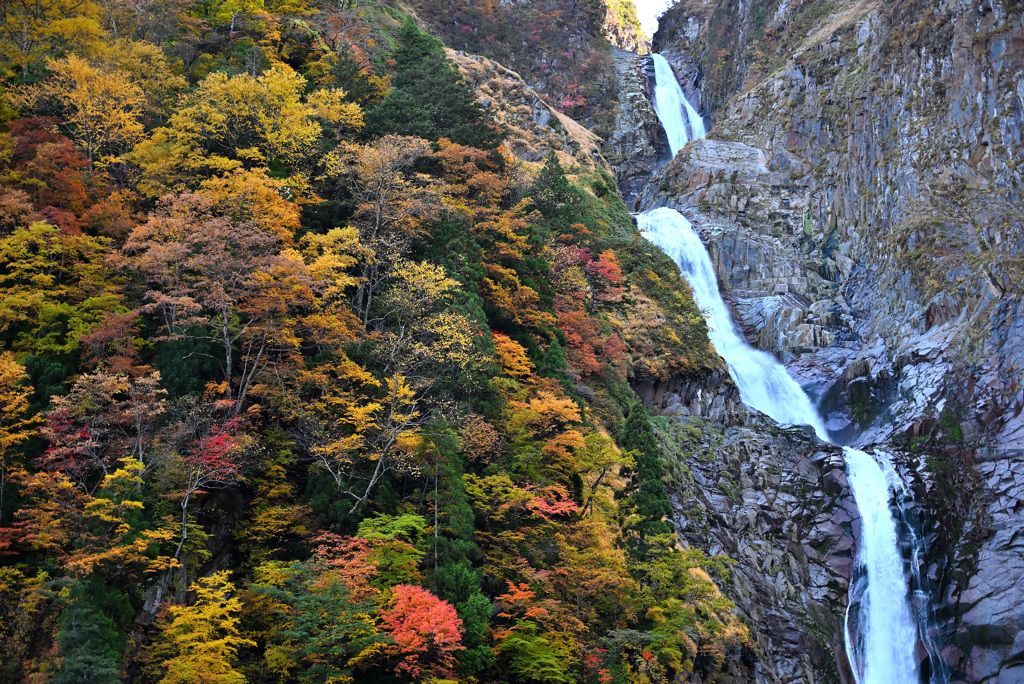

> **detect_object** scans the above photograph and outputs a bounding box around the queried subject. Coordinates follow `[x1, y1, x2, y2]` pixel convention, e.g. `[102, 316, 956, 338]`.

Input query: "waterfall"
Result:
[637, 209, 828, 437]
[635, 207, 922, 684]
[650, 54, 706, 156]
[843, 449, 921, 684]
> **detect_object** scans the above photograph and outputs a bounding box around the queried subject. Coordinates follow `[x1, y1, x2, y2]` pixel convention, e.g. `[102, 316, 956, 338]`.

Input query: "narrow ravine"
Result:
[639, 54, 925, 684]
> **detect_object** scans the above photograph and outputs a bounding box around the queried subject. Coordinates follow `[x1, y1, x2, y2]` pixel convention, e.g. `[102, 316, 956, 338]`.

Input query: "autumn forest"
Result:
[0, 1, 750, 682]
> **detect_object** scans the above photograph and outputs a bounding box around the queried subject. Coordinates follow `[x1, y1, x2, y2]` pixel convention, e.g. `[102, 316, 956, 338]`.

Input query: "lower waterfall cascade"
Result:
[636, 207, 929, 683]
[842, 449, 922, 684]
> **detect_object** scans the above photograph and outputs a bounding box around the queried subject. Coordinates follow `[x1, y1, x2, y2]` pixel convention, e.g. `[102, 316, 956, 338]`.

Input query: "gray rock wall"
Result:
[631, 0, 1024, 681]
[604, 49, 670, 210]
[652, 402, 857, 684]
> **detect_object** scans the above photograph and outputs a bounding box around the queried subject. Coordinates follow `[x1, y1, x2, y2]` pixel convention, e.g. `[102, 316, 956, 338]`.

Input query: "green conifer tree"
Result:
[538, 336, 567, 377]
[529, 152, 583, 235]
[52, 601, 123, 684]
[620, 403, 674, 554]
[364, 18, 503, 149]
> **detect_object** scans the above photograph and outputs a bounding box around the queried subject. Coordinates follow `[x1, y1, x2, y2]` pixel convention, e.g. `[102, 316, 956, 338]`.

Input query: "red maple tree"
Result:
[380, 584, 464, 678]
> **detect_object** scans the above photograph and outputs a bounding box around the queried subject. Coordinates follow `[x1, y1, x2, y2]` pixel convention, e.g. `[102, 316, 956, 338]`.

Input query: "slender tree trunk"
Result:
[102, 0, 120, 38]
[142, 491, 191, 619]
[345, 451, 387, 515]
[221, 309, 233, 400]
[0, 453, 5, 526]
[434, 456, 439, 593]
[173, 492, 191, 561]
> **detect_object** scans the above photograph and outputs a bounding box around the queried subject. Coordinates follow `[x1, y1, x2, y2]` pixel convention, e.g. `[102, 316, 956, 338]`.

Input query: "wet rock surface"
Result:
[604, 49, 670, 210]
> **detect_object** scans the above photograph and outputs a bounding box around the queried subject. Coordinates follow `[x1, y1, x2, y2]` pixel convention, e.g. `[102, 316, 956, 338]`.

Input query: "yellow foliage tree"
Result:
[132, 67, 359, 196]
[574, 433, 633, 517]
[11, 455, 173, 579]
[10, 54, 147, 165]
[91, 38, 187, 121]
[306, 87, 364, 137]
[195, 0, 266, 27]
[67, 459, 175, 578]
[0, 0, 104, 76]
[0, 353, 35, 524]
[325, 135, 442, 327]
[282, 224, 367, 415]
[303, 259, 478, 515]
[197, 169, 303, 245]
[0, 221, 122, 356]
[295, 226, 362, 302]
[160, 571, 256, 684]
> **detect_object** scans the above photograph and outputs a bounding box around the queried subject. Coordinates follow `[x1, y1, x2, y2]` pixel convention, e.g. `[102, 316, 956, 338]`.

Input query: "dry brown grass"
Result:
[446, 49, 606, 172]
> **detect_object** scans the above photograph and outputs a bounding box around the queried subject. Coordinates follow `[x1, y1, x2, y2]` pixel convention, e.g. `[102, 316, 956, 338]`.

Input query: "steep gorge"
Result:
[605, 1, 1024, 682]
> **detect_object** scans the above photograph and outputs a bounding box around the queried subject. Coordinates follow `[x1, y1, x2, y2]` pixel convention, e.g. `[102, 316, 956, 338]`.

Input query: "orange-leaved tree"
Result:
[324, 134, 443, 328]
[115, 192, 314, 415]
[380, 584, 464, 679]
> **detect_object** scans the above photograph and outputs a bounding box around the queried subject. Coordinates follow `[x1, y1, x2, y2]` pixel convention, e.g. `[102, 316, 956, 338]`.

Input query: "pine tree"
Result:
[538, 336, 568, 377]
[256, 564, 384, 684]
[52, 602, 122, 684]
[331, 50, 388, 108]
[620, 403, 673, 552]
[364, 18, 503, 149]
[529, 152, 583, 234]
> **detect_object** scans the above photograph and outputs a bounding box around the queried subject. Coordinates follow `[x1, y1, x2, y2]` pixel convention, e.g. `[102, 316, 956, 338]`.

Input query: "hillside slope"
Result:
[403, 0, 648, 134]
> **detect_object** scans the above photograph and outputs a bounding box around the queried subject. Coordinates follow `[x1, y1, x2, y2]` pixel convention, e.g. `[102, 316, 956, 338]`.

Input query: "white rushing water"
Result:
[650, 54, 707, 156]
[637, 209, 828, 439]
[844, 449, 921, 684]
[636, 207, 921, 684]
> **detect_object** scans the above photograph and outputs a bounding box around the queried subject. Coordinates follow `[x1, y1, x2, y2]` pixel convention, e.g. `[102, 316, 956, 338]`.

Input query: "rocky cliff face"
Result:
[447, 48, 609, 170]
[633, 1, 1024, 682]
[638, 368, 859, 684]
[632, 357, 861, 683]
[604, 49, 670, 209]
[661, 416, 855, 684]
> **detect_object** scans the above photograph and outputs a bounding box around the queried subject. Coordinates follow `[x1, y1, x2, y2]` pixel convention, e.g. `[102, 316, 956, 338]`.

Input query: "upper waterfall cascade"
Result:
[650, 54, 706, 156]
[636, 207, 924, 684]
